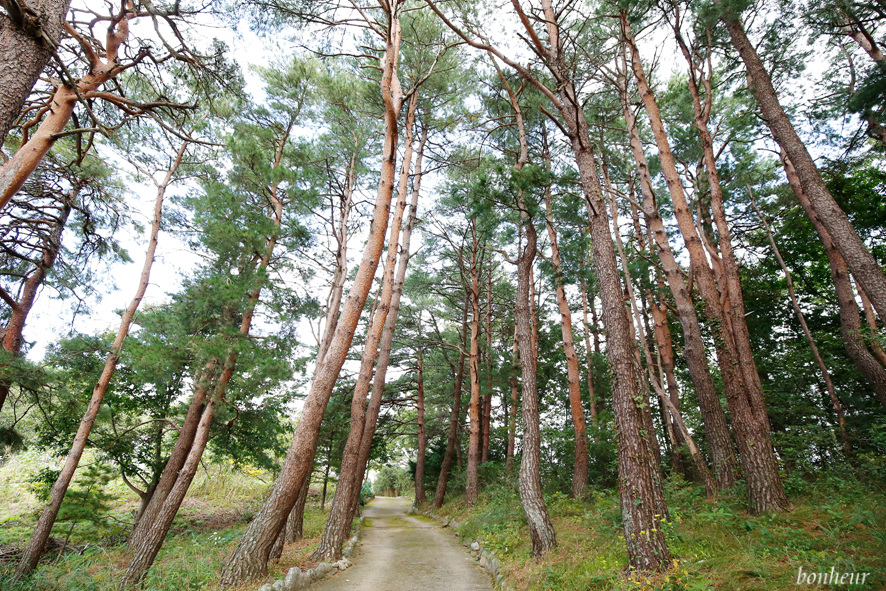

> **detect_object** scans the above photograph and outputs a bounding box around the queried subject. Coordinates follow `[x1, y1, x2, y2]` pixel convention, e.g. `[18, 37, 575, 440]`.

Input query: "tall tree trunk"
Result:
[599, 156, 663, 472]
[781, 152, 886, 411]
[465, 219, 482, 507]
[16, 141, 186, 577]
[126, 363, 214, 548]
[433, 294, 468, 508]
[414, 344, 427, 506]
[0, 184, 76, 413]
[313, 95, 418, 563]
[344, 125, 425, 540]
[649, 292, 691, 476]
[542, 146, 589, 498]
[495, 60, 556, 556]
[121, 373, 225, 587]
[617, 53, 736, 488]
[539, 3, 670, 568]
[218, 13, 404, 583]
[721, 8, 886, 321]
[606, 163, 716, 498]
[0, 4, 135, 210]
[515, 222, 557, 557]
[317, 151, 355, 367]
[278, 154, 355, 542]
[123, 129, 288, 586]
[288, 475, 311, 542]
[749, 190, 848, 446]
[415, 0, 672, 570]
[0, 0, 71, 150]
[623, 17, 787, 513]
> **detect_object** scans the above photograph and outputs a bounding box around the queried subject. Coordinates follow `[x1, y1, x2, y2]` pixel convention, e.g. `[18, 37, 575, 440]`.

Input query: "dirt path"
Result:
[312, 496, 491, 591]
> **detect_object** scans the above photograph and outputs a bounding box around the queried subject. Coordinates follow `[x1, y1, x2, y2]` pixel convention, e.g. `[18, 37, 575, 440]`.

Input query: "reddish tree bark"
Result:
[781, 152, 886, 411]
[422, 0, 673, 567]
[218, 11, 404, 582]
[0, 183, 77, 413]
[313, 94, 417, 562]
[495, 59, 556, 556]
[481, 271, 493, 464]
[623, 15, 787, 513]
[749, 190, 847, 445]
[1, 3, 136, 210]
[465, 218, 482, 507]
[616, 52, 737, 488]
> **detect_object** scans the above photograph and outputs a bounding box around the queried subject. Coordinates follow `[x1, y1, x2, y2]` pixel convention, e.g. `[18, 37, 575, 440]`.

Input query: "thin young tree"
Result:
[15, 137, 189, 578]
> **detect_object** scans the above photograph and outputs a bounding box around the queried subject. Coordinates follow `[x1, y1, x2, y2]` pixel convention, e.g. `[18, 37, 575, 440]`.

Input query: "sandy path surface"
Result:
[312, 496, 491, 591]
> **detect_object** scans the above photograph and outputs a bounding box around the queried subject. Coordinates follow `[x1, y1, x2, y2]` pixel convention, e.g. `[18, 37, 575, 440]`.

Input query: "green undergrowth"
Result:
[427, 471, 886, 591]
[0, 457, 336, 591]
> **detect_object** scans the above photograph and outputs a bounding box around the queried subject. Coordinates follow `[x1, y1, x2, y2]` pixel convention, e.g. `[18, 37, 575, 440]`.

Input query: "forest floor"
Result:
[1, 452, 884, 590]
[313, 496, 490, 591]
[426, 470, 886, 591]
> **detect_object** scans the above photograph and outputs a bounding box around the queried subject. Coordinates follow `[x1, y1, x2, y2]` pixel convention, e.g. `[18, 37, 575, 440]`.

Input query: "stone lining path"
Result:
[312, 496, 491, 591]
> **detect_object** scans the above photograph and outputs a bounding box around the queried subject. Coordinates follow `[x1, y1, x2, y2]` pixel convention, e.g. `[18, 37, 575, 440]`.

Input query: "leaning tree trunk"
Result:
[312, 96, 415, 562]
[346, 127, 426, 534]
[750, 190, 847, 445]
[0, 185, 75, 414]
[721, 9, 886, 321]
[607, 176, 717, 500]
[121, 373, 226, 587]
[0, 4, 135, 210]
[0, 0, 71, 150]
[16, 141, 186, 578]
[782, 152, 886, 410]
[533, 3, 670, 568]
[218, 14, 404, 583]
[623, 17, 787, 513]
[618, 55, 736, 488]
[127, 362, 215, 547]
[123, 144, 287, 586]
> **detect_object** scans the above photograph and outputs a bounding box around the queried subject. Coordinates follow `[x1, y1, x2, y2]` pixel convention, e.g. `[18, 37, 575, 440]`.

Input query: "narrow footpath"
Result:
[313, 496, 492, 591]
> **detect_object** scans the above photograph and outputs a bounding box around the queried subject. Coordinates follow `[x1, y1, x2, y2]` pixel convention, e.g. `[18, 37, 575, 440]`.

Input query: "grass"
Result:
[3, 450, 883, 591]
[426, 472, 886, 591]
[0, 456, 338, 591]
